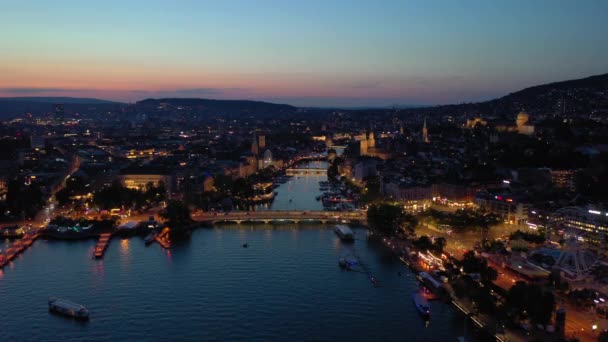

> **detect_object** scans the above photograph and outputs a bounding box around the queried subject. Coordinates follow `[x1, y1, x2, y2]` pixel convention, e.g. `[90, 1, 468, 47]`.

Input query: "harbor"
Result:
[0, 232, 40, 269]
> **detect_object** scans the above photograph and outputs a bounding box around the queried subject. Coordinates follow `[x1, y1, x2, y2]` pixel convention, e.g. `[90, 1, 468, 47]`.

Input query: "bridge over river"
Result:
[192, 210, 366, 225]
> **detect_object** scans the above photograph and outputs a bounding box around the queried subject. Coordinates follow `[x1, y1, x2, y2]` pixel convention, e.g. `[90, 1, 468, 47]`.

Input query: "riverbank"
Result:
[378, 233, 527, 342]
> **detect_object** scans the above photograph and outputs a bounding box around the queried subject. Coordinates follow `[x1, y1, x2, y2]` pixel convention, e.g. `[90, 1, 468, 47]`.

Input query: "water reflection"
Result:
[92, 260, 104, 279]
[120, 239, 129, 254]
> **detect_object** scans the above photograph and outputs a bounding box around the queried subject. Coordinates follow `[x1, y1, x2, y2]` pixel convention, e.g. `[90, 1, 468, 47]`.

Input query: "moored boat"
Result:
[48, 297, 89, 320]
[334, 225, 354, 241]
[412, 292, 430, 318]
[144, 231, 156, 245]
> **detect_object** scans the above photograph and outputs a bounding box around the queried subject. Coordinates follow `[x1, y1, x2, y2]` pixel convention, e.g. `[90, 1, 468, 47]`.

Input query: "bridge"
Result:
[192, 210, 366, 225]
[285, 168, 327, 175]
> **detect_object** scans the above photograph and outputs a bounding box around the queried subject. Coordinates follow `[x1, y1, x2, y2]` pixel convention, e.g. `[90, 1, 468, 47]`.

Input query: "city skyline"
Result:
[2, 0, 608, 107]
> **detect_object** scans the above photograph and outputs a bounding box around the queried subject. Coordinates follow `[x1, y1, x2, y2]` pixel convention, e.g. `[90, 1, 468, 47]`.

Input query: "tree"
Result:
[505, 282, 555, 326]
[432, 237, 447, 253]
[367, 203, 406, 235]
[461, 251, 487, 274]
[413, 235, 433, 251]
[598, 330, 608, 342]
[160, 200, 193, 238]
[327, 159, 340, 179]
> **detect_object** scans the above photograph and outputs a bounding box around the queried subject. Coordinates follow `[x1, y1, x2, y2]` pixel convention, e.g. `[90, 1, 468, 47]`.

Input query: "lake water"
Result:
[0, 225, 467, 341]
[254, 160, 328, 212]
[0, 161, 471, 341]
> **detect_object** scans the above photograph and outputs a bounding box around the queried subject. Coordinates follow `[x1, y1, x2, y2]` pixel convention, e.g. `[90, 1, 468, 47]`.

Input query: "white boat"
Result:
[48, 297, 89, 320]
[413, 292, 430, 318]
[335, 225, 354, 241]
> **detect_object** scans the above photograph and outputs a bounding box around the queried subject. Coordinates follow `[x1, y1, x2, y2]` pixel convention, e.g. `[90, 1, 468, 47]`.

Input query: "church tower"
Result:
[422, 117, 429, 143]
[368, 131, 375, 148]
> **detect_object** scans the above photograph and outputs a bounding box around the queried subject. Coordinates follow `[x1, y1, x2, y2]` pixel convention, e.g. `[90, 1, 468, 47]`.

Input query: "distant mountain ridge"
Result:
[0, 73, 606, 119]
[0, 96, 121, 105]
[137, 97, 295, 109]
[0, 97, 123, 119]
[136, 98, 297, 117]
[401, 73, 608, 117]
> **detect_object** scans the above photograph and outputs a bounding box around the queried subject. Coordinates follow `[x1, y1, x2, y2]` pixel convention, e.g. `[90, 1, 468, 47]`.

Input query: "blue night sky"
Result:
[1, 0, 607, 106]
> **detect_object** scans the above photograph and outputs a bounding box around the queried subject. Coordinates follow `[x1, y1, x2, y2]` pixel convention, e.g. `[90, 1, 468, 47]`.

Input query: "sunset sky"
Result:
[1, 0, 607, 107]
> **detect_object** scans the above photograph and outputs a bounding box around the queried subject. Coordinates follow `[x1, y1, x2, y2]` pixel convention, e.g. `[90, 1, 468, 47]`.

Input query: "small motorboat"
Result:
[242, 243, 249, 248]
[413, 292, 431, 319]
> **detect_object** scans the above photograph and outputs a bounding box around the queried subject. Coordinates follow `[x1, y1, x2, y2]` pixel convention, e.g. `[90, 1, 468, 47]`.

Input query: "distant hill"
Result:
[0, 97, 122, 105]
[0, 97, 124, 119]
[401, 73, 608, 118]
[136, 98, 297, 117]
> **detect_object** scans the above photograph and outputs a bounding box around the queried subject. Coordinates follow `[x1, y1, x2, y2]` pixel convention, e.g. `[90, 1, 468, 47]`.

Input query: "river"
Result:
[0, 161, 473, 341]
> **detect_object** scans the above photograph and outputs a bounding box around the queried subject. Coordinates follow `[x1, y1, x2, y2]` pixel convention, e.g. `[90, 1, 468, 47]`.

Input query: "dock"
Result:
[0, 232, 40, 268]
[154, 227, 171, 249]
[93, 233, 112, 258]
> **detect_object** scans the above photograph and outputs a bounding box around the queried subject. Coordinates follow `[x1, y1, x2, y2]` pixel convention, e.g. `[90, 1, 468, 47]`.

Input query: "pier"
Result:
[93, 233, 112, 258]
[0, 232, 40, 268]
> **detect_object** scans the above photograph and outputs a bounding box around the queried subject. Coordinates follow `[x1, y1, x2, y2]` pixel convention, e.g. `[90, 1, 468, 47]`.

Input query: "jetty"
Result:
[0, 232, 40, 268]
[93, 233, 112, 258]
[154, 227, 171, 249]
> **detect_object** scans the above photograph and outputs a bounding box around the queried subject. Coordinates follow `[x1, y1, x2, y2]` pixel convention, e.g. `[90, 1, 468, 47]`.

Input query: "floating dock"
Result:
[154, 227, 171, 249]
[93, 233, 112, 258]
[0, 232, 39, 268]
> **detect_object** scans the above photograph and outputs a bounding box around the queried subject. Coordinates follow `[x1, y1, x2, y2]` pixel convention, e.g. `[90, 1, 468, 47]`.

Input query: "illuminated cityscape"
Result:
[1, 1, 608, 342]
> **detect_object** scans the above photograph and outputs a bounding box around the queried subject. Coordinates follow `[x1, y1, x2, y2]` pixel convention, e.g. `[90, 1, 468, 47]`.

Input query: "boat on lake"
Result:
[338, 257, 358, 269]
[48, 297, 89, 320]
[412, 292, 430, 319]
[334, 225, 354, 241]
[144, 231, 156, 245]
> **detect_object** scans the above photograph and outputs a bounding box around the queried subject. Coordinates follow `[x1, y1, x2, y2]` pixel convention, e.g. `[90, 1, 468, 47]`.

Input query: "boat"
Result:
[144, 231, 156, 245]
[413, 292, 430, 318]
[335, 225, 354, 241]
[48, 297, 89, 320]
[338, 257, 358, 269]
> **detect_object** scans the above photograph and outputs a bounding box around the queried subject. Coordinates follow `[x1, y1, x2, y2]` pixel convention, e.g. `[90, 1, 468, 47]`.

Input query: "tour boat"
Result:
[334, 225, 354, 241]
[412, 292, 430, 318]
[48, 297, 89, 320]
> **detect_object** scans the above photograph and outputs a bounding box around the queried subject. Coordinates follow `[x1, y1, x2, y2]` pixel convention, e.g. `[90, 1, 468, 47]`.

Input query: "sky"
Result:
[1, 0, 607, 107]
